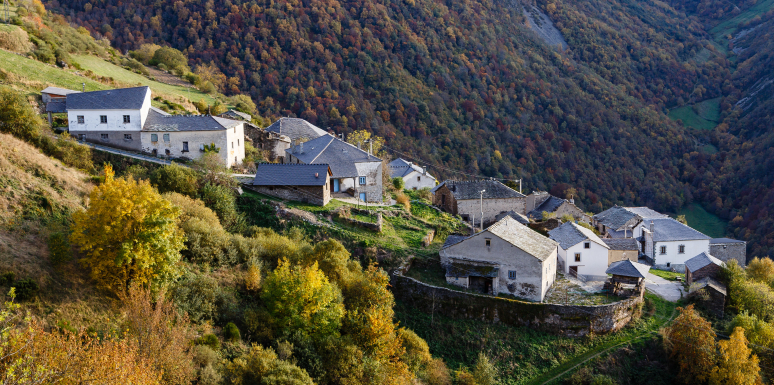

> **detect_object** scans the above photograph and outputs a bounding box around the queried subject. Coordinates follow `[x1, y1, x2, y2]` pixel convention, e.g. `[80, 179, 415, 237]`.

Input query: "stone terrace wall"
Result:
[391, 273, 643, 337]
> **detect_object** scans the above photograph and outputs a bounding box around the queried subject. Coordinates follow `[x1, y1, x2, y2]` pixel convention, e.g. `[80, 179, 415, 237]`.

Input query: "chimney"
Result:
[315, 172, 319, 178]
[423, 166, 427, 175]
[300, 141, 304, 153]
[649, 220, 654, 233]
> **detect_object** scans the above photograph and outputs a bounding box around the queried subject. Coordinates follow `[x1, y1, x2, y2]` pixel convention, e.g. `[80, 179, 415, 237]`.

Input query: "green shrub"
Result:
[150, 163, 200, 197]
[392, 177, 405, 190]
[48, 232, 71, 267]
[196, 334, 221, 350]
[12, 278, 39, 301]
[200, 183, 245, 233]
[237, 195, 280, 230]
[149, 46, 190, 75]
[172, 271, 219, 323]
[0, 272, 15, 286]
[224, 322, 241, 342]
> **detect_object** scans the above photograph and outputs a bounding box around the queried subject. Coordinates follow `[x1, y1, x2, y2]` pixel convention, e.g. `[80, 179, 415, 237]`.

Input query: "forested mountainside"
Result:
[47, 0, 720, 215]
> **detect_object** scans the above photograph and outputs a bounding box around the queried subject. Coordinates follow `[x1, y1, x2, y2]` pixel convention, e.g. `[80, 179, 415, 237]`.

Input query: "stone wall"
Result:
[70, 130, 142, 152]
[390, 273, 643, 337]
[245, 185, 328, 206]
[334, 207, 383, 232]
[687, 263, 723, 285]
[711, 242, 747, 266]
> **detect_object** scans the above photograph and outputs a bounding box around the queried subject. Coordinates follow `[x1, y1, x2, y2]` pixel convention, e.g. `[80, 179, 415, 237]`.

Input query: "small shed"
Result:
[689, 277, 727, 317]
[685, 252, 724, 285]
[604, 260, 651, 296]
[247, 163, 332, 206]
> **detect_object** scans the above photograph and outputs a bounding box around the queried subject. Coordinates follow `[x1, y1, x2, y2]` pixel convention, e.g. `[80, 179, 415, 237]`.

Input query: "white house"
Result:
[388, 158, 437, 190]
[548, 222, 610, 280]
[284, 134, 383, 202]
[642, 218, 711, 269]
[439, 216, 558, 302]
[64, 86, 246, 167]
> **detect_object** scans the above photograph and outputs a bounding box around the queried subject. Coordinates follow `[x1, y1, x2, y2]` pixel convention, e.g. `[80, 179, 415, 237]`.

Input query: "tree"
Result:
[225, 344, 314, 385]
[232, 94, 257, 114]
[261, 259, 345, 340]
[71, 165, 185, 293]
[392, 177, 405, 191]
[0, 86, 44, 142]
[194, 62, 226, 91]
[150, 163, 200, 197]
[130, 43, 161, 64]
[472, 353, 499, 385]
[709, 327, 762, 385]
[663, 304, 717, 384]
[746, 258, 774, 285]
[149, 46, 190, 74]
[346, 130, 386, 158]
[731, 312, 774, 378]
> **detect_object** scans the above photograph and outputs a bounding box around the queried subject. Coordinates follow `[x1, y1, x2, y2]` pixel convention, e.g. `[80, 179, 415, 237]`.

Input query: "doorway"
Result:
[569, 266, 578, 278]
[469, 276, 494, 294]
[359, 192, 366, 201]
[333, 179, 340, 192]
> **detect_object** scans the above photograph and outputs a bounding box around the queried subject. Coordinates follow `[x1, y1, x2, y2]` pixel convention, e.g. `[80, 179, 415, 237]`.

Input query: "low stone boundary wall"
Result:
[391, 273, 643, 337]
[333, 207, 383, 232]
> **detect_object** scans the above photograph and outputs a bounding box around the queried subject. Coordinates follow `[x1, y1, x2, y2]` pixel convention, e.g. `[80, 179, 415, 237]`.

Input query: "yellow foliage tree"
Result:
[663, 304, 717, 384]
[71, 164, 184, 293]
[747, 257, 774, 285]
[346, 130, 386, 158]
[709, 327, 762, 385]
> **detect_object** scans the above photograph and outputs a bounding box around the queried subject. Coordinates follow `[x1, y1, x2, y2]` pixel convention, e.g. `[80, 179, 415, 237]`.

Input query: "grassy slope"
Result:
[676, 202, 727, 238]
[72, 54, 219, 106]
[0, 48, 109, 94]
[710, 0, 774, 41]
[668, 97, 721, 130]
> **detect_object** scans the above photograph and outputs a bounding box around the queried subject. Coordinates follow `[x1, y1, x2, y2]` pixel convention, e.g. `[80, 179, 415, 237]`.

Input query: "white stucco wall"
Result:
[457, 197, 526, 227]
[68, 108, 144, 132]
[403, 170, 437, 190]
[141, 123, 245, 168]
[643, 230, 710, 266]
[562, 241, 609, 278]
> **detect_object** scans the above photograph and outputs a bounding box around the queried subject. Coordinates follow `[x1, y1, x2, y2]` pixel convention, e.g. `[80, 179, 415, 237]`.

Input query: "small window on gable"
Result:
[575, 253, 581, 262]
[508, 271, 516, 280]
[584, 242, 590, 249]
[485, 238, 491, 247]
[417, 176, 421, 182]
[123, 115, 130, 123]
[77, 116, 84, 124]
[678, 245, 685, 254]
[100, 115, 107, 124]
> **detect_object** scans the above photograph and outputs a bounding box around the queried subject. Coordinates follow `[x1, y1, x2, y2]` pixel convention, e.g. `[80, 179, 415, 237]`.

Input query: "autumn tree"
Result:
[746, 257, 774, 285]
[224, 344, 314, 384]
[194, 61, 227, 91]
[731, 312, 774, 379]
[71, 165, 185, 293]
[709, 327, 762, 385]
[663, 304, 717, 384]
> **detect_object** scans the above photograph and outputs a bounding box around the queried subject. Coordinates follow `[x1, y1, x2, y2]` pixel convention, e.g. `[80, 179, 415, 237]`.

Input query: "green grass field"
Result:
[701, 144, 719, 154]
[72, 54, 218, 106]
[0, 49, 109, 94]
[676, 202, 727, 238]
[710, 0, 774, 42]
[649, 269, 685, 281]
[668, 97, 721, 130]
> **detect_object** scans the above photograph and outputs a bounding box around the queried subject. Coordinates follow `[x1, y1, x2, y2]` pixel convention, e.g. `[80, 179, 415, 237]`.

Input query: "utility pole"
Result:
[519, 178, 522, 194]
[479, 189, 486, 231]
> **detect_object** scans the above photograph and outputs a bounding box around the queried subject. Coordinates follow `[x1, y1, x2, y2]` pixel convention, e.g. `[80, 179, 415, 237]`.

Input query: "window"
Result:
[574, 253, 581, 262]
[485, 238, 491, 247]
[508, 271, 516, 280]
[584, 242, 590, 249]
[359, 176, 366, 185]
[232, 142, 234, 149]
[678, 245, 685, 254]
[100, 115, 107, 124]
[100, 134, 108, 141]
[660, 246, 667, 255]
[123, 115, 130, 123]
[182, 142, 189, 152]
[237, 139, 240, 146]
[165, 149, 171, 155]
[124, 134, 132, 140]
[76, 115, 85, 124]
[151, 134, 158, 142]
[417, 176, 421, 182]
[163, 134, 170, 142]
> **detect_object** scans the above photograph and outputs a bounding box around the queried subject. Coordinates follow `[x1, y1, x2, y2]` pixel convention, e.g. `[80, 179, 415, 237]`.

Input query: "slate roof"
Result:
[684, 252, 724, 273]
[219, 109, 252, 121]
[606, 260, 651, 278]
[644, 218, 711, 242]
[494, 210, 531, 225]
[286, 134, 381, 178]
[250, 164, 331, 187]
[41, 86, 80, 96]
[593, 206, 668, 231]
[528, 195, 569, 220]
[602, 238, 639, 251]
[548, 222, 608, 250]
[486, 216, 558, 261]
[625, 207, 667, 219]
[142, 109, 241, 132]
[690, 277, 727, 296]
[66, 86, 149, 110]
[442, 235, 468, 249]
[431, 180, 524, 200]
[388, 158, 436, 180]
[265, 117, 328, 142]
[45, 101, 67, 113]
[710, 238, 746, 244]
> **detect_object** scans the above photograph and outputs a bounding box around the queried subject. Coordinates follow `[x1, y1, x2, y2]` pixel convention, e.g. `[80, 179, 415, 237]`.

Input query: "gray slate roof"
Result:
[45, 101, 67, 113]
[602, 238, 639, 251]
[251, 164, 331, 187]
[265, 118, 328, 142]
[690, 277, 727, 296]
[143, 109, 241, 132]
[494, 210, 531, 225]
[625, 207, 667, 218]
[41, 86, 80, 96]
[528, 195, 569, 220]
[606, 260, 651, 278]
[286, 134, 381, 178]
[443, 235, 468, 249]
[644, 218, 711, 242]
[388, 158, 436, 180]
[66, 86, 149, 110]
[486, 216, 558, 261]
[684, 252, 724, 273]
[431, 180, 524, 200]
[710, 238, 746, 244]
[593, 206, 668, 231]
[548, 222, 608, 250]
[219, 109, 252, 121]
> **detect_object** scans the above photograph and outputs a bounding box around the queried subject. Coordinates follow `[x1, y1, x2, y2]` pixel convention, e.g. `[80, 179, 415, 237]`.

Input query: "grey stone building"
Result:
[439, 216, 558, 302]
[285, 134, 383, 203]
[710, 238, 747, 266]
[218, 109, 252, 122]
[689, 277, 727, 317]
[685, 252, 725, 285]
[265, 117, 328, 144]
[247, 163, 332, 206]
[526, 192, 590, 223]
[592, 206, 668, 238]
[431, 180, 526, 228]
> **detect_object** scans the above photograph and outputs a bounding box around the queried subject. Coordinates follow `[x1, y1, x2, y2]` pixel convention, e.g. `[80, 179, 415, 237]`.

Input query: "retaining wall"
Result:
[391, 273, 643, 337]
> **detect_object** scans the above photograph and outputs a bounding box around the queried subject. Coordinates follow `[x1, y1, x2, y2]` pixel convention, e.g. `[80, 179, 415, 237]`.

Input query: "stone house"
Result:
[218, 109, 252, 122]
[602, 238, 639, 266]
[388, 158, 437, 190]
[526, 192, 590, 223]
[642, 218, 711, 270]
[710, 238, 747, 266]
[439, 216, 558, 302]
[285, 134, 383, 203]
[549, 222, 610, 280]
[265, 117, 328, 144]
[247, 163, 332, 206]
[685, 252, 725, 285]
[244, 124, 291, 162]
[689, 277, 727, 317]
[431, 180, 526, 228]
[592, 206, 668, 239]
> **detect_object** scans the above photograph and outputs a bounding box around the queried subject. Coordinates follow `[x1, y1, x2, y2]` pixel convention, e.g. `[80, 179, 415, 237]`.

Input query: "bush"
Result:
[396, 192, 411, 211]
[123, 57, 149, 76]
[399, 328, 432, 373]
[200, 183, 245, 233]
[224, 345, 314, 385]
[171, 271, 219, 323]
[0, 272, 15, 286]
[231, 94, 256, 114]
[392, 177, 405, 190]
[149, 46, 190, 74]
[130, 43, 161, 64]
[195, 334, 221, 350]
[48, 232, 71, 267]
[12, 278, 39, 301]
[0, 86, 45, 142]
[150, 164, 200, 197]
[237, 195, 280, 230]
[0, 27, 33, 53]
[224, 322, 241, 342]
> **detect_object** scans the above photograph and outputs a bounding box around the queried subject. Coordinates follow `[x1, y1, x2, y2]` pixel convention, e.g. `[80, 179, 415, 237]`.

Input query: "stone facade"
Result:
[246, 184, 330, 206]
[710, 241, 747, 266]
[432, 184, 526, 227]
[432, 183, 458, 214]
[686, 263, 723, 285]
[70, 130, 142, 151]
[390, 273, 643, 337]
[245, 124, 291, 162]
[140, 124, 245, 168]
